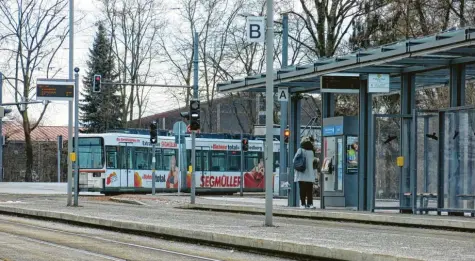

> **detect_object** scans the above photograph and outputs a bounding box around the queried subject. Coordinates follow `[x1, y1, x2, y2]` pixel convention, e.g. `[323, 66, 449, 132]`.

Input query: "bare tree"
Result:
[101, 0, 166, 127]
[0, 0, 68, 181]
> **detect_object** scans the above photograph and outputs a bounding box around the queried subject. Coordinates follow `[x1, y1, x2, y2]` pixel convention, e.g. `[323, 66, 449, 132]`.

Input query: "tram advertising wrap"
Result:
[85, 133, 279, 193]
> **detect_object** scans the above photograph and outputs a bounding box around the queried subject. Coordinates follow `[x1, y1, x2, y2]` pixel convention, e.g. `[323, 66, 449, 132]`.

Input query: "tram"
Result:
[75, 131, 282, 195]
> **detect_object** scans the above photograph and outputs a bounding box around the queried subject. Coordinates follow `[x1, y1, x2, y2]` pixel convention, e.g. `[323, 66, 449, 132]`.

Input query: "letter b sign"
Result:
[246, 17, 265, 43]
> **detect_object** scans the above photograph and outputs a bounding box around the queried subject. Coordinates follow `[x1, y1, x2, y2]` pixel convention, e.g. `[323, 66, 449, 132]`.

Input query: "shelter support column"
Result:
[400, 73, 415, 213]
[279, 13, 289, 197]
[320, 93, 334, 209]
[288, 93, 302, 207]
[358, 77, 372, 211]
[448, 64, 466, 211]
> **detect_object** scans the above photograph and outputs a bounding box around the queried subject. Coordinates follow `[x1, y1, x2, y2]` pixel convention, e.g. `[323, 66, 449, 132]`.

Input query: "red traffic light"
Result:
[95, 76, 101, 81]
[242, 138, 248, 144]
[284, 129, 290, 137]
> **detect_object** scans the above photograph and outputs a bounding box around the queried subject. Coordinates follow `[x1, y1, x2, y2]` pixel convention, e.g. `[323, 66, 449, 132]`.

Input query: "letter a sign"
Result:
[246, 16, 265, 43]
[278, 88, 288, 102]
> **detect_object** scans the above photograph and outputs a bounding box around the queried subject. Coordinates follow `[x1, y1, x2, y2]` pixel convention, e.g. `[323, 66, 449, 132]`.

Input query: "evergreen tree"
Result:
[80, 23, 121, 133]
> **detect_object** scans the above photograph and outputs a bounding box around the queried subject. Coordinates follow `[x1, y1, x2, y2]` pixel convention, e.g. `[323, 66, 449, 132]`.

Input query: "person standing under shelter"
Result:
[293, 136, 316, 209]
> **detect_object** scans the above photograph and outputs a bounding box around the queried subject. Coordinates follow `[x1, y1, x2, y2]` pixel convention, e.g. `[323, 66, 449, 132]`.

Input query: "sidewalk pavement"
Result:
[0, 195, 475, 261]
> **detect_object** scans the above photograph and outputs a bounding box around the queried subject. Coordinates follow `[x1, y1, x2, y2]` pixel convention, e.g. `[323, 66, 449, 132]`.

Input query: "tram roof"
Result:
[217, 27, 475, 94]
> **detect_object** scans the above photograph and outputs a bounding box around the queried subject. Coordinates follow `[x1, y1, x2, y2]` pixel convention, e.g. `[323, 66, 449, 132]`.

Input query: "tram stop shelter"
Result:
[217, 27, 475, 216]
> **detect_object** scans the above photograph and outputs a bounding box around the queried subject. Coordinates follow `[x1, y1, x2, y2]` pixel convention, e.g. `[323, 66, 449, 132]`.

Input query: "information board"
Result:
[368, 73, 390, 93]
[36, 80, 74, 101]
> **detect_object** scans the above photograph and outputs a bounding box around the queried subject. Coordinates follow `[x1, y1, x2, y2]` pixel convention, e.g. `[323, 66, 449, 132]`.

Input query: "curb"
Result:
[109, 197, 147, 206]
[181, 204, 475, 232]
[0, 205, 421, 261]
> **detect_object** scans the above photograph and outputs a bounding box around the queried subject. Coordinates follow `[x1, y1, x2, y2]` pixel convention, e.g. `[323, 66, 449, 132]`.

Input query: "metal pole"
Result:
[265, 0, 274, 226]
[0, 72, 3, 183]
[73, 69, 80, 206]
[57, 135, 62, 183]
[423, 116, 429, 193]
[279, 14, 288, 197]
[191, 31, 198, 204]
[67, 0, 74, 206]
[152, 143, 156, 195]
[178, 128, 181, 196]
[240, 132, 244, 196]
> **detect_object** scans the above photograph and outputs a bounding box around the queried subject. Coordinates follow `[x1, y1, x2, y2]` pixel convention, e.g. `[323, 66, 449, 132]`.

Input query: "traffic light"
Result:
[150, 121, 157, 144]
[93, 74, 101, 93]
[284, 129, 290, 144]
[242, 138, 248, 152]
[189, 99, 200, 131]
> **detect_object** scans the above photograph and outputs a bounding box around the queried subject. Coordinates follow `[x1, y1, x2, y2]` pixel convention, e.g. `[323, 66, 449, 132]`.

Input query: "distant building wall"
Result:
[130, 95, 320, 135]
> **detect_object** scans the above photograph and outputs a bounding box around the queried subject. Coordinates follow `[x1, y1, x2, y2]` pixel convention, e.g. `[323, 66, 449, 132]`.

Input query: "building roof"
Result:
[3, 122, 75, 142]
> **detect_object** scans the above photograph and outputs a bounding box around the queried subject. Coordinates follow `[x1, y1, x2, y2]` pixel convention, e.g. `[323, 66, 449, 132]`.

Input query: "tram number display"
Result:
[36, 82, 74, 100]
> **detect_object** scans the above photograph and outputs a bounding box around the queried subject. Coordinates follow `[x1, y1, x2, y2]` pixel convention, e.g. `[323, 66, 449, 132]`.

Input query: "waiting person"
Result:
[293, 136, 316, 209]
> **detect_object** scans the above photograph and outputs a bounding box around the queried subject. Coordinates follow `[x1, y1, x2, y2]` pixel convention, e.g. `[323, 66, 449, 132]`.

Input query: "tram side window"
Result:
[210, 151, 226, 171]
[162, 149, 178, 171]
[227, 151, 240, 171]
[134, 147, 151, 170]
[78, 137, 104, 169]
[245, 152, 264, 172]
[106, 146, 118, 169]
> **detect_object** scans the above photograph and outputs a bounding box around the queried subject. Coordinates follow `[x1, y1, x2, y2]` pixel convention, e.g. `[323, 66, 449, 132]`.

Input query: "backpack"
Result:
[293, 148, 307, 172]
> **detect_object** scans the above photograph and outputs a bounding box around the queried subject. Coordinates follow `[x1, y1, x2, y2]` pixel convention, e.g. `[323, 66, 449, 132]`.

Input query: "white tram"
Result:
[75, 132, 281, 195]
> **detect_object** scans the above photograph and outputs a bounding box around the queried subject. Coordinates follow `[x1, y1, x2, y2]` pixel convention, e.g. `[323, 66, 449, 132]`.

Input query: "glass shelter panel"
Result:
[374, 117, 401, 210]
[416, 113, 439, 211]
[442, 109, 475, 212]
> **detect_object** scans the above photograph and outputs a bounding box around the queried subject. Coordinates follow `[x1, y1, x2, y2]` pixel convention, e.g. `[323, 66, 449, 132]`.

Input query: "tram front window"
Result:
[78, 137, 104, 169]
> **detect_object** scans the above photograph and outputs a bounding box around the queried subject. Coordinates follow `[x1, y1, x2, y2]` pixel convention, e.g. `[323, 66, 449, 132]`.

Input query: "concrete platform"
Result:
[182, 203, 475, 231]
[0, 195, 474, 261]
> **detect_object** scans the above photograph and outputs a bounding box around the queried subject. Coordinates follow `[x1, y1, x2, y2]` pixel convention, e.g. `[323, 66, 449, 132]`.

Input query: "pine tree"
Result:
[80, 23, 121, 133]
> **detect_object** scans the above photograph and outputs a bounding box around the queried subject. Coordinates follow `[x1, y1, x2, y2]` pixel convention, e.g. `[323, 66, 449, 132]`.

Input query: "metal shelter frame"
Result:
[217, 26, 475, 213]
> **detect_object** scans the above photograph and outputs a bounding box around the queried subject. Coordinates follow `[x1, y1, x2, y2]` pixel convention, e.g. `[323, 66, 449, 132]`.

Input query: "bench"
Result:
[403, 192, 438, 214]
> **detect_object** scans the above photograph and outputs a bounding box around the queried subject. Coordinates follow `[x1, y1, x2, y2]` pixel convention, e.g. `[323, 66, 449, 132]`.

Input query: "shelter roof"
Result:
[217, 27, 475, 94]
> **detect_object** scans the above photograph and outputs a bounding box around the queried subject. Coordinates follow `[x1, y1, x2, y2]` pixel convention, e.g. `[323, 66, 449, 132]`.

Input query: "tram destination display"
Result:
[36, 79, 74, 101]
[320, 74, 360, 93]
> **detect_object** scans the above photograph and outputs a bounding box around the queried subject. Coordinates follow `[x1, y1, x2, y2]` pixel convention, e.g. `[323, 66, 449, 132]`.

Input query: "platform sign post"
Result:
[36, 78, 74, 205]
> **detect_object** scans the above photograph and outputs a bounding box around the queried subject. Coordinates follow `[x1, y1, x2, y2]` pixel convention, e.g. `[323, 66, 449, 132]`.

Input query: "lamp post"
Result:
[264, 0, 274, 227]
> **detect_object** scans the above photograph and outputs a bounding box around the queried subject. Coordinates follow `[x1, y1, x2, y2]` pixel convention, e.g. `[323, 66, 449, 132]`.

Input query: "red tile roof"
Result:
[2, 122, 75, 142]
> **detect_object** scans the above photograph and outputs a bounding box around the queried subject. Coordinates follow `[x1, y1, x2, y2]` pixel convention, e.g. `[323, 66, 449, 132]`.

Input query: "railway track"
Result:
[0, 216, 225, 261]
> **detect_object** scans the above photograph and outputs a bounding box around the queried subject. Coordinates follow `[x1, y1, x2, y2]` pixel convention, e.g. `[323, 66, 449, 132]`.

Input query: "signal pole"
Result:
[240, 133, 244, 197]
[152, 143, 156, 195]
[73, 68, 80, 207]
[191, 31, 198, 204]
[150, 121, 157, 195]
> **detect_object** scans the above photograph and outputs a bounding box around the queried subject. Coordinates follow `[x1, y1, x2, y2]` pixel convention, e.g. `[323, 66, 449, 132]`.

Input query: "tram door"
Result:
[119, 143, 133, 188]
[196, 146, 210, 189]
